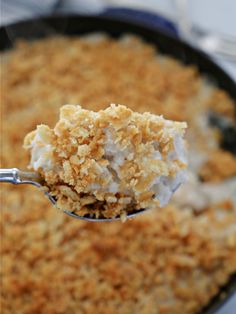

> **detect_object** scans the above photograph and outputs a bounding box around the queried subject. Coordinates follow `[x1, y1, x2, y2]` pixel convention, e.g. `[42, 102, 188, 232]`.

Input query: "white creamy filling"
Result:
[167, 135, 187, 164]
[96, 128, 187, 205]
[30, 132, 54, 171]
[173, 135, 187, 164]
[153, 181, 173, 207]
[149, 134, 187, 207]
[152, 171, 187, 207]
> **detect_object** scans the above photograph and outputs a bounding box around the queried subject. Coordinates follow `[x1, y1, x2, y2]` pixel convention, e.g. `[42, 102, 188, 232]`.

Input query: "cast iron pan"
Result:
[1, 15, 236, 314]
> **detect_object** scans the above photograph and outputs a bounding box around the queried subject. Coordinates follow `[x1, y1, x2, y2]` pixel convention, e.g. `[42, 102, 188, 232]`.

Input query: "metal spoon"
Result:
[0, 168, 147, 222]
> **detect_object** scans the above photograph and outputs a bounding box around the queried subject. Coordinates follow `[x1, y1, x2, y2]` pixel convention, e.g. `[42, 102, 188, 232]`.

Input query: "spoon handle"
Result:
[0, 168, 42, 187]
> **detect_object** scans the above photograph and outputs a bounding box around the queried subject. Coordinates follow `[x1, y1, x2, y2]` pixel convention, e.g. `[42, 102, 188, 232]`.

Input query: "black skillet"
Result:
[1, 14, 235, 314]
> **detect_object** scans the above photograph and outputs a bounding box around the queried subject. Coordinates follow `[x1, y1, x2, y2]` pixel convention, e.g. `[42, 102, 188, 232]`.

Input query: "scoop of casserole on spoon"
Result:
[1, 104, 187, 221]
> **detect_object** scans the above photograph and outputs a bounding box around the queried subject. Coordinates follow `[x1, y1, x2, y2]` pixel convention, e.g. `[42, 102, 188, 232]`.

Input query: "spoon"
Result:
[0, 168, 147, 222]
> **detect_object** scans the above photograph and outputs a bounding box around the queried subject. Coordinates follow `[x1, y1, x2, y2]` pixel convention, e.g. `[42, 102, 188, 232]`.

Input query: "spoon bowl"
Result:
[64, 208, 148, 222]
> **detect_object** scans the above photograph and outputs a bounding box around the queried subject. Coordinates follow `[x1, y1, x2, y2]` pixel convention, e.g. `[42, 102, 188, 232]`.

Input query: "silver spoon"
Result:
[0, 168, 147, 222]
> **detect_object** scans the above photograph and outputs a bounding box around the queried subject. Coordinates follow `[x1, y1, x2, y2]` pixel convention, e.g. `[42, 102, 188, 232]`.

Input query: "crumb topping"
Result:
[24, 104, 187, 218]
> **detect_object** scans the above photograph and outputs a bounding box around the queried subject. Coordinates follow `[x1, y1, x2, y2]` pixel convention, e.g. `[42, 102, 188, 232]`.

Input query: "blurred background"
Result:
[1, 1, 236, 313]
[1, 0, 236, 81]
